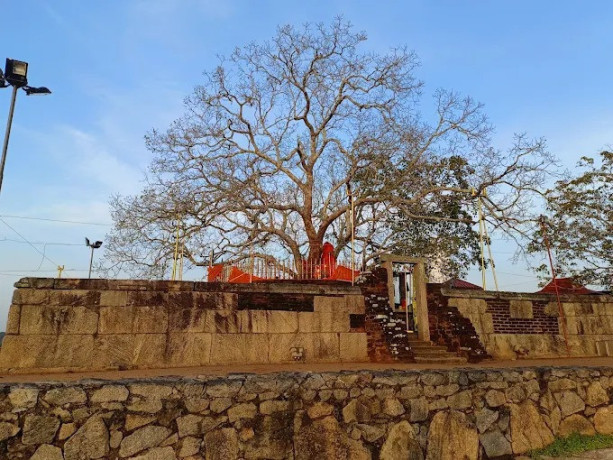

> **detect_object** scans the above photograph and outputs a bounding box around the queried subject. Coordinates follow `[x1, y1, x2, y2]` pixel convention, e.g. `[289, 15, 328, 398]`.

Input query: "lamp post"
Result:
[0, 58, 51, 197]
[85, 238, 103, 279]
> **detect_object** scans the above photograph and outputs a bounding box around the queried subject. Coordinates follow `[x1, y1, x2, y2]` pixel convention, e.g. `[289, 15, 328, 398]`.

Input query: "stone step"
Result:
[405, 339, 439, 345]
[414, 356, 468, 365]
[408, 343, 448, 351]
[412, 350, 456, 358]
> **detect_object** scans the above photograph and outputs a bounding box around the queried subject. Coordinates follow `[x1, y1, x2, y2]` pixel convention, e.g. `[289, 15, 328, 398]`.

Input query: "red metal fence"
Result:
[207, 257, 359, 283]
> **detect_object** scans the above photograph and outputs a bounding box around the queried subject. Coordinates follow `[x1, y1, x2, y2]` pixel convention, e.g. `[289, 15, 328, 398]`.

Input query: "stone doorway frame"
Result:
[378, 254, 430, 342]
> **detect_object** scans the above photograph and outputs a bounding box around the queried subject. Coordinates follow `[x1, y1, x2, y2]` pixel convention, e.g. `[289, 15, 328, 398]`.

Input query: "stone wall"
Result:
[427, 285, 490, 363]
[0, 278, 367, 372]
[429, 285, 613, 359]
[1, 366, 613, 459]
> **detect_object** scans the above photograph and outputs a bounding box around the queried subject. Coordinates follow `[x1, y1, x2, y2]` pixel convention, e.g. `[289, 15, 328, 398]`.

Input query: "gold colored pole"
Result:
[475, 191, 487, 290]
[178, 237, 184, 281]
[351, 191, 355, 285]
[483, 219, 499, 291]
[540, 217, 571, 357]
[171, 214, 181, 280]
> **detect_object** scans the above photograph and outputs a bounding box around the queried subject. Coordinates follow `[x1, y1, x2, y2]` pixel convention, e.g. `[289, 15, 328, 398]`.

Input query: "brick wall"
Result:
[487, 298, 559, 335]
[427, 285, 490, 362]
[359, 269, 414, 362]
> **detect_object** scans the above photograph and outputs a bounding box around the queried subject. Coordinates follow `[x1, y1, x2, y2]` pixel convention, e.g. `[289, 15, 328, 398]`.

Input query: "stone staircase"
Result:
[364, 292, 467, 364]
[404, 330, 468, 364]
[359, 267, 467, 365]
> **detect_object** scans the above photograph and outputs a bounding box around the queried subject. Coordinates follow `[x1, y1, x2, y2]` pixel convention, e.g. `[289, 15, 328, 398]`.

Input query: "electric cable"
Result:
[0, 218, 60, 267]
[0, 214, 111, 226]
[0, 237, 82, 246]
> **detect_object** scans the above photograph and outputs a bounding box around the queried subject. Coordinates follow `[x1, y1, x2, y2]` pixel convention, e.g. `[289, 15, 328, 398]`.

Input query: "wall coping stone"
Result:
[440, 287, 613, 303]
[14, 277, 361, 295]
[2, 365, 612, 387]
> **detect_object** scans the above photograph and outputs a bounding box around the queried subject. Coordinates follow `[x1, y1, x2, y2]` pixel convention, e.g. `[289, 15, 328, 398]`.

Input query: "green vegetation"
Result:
[529, 433, 613, 458]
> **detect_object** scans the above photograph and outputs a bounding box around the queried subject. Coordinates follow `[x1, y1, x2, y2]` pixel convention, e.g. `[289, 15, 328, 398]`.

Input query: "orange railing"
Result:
[207, 257, 359, 283]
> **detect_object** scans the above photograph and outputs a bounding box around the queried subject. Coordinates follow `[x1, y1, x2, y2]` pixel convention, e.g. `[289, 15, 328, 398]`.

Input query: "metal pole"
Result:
[88, 246, 95, 279]
[477, 195, 487, 289]
[351, 191, 355, 285]
[540, 217, 571, 357]
[0, 86, 19, 196]
[405, 268, 410, 333]
[171, 214, 181, 280]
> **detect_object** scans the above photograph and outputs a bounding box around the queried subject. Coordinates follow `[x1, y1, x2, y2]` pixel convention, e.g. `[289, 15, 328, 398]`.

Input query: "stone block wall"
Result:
[1, 366, 613, 459]
[429, 285, 613, 359]
[0, 278, 368, 372]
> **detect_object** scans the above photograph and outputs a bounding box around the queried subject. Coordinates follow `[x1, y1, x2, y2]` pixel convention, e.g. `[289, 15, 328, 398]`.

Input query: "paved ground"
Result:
[0, 356, 611, 383]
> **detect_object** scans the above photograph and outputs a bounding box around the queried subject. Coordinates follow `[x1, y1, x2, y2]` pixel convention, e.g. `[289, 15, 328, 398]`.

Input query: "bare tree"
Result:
[104, 19, 556, 277]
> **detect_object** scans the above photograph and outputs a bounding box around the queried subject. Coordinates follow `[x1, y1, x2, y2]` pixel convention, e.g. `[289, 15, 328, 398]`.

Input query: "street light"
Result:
[0, 58, 51, 197]
[85, 237, 103, 279]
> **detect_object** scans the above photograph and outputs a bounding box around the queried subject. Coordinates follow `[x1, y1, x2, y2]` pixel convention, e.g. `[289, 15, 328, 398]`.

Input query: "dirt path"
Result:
[0, 357, 611, 384]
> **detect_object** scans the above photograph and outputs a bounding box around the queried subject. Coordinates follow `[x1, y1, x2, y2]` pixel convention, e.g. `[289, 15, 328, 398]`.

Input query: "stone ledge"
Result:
[1, 364, 611, 382]
[441, 287, 613, 303]
[14, 278, 361, 295]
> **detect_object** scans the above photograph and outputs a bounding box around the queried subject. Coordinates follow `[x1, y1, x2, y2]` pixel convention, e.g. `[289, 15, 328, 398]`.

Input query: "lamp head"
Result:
[0, 68, 8, 88]
[23, 86, 51, 96]
[4, 59, 28, 88]
[85, 237, 103, 249]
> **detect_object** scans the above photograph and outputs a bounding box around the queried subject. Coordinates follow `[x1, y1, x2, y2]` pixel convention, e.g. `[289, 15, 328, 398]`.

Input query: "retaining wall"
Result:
[428, 286, 613, 360]
[1, 366, 613, 459]
[0, 278, 368, 373]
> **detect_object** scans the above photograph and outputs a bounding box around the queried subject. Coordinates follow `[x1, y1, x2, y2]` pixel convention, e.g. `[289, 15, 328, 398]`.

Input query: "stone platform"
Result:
[0, 278, 368, 373]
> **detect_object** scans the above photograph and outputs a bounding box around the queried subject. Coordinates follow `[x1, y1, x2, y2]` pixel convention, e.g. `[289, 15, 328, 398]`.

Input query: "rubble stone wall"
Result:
[0, 278, 368, 373]
[429, 286, 613, 359]
[1, 366, 613, 459]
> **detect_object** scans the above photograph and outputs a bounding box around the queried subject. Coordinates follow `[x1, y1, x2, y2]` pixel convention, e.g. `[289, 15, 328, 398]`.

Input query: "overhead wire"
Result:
[0, 268, 89, 273]
[495, 270, 540, 279]
[0, 237, 82, 246]
[0, 218, 60, 268]
[0, 214, 111, 226]
[0, 269, 89, 278]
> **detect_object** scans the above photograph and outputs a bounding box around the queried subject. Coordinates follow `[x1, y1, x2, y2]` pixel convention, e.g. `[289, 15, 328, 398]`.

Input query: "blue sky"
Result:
[0, 1, 611, 329]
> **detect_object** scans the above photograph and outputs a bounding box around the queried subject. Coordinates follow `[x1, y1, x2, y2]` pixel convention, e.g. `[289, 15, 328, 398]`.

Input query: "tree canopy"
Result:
[103, 19, 555, 278]
[530, 151, 612, 289]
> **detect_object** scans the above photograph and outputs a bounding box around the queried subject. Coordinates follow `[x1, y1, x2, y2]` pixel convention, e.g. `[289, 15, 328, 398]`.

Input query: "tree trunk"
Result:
[307, 238, 324, 263]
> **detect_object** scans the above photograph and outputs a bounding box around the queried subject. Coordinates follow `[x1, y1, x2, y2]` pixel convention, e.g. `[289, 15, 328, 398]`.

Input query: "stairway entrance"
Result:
[404, 328, 467, 364]
[379, 255, 430, 342]
[373, 255, 467, 364]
